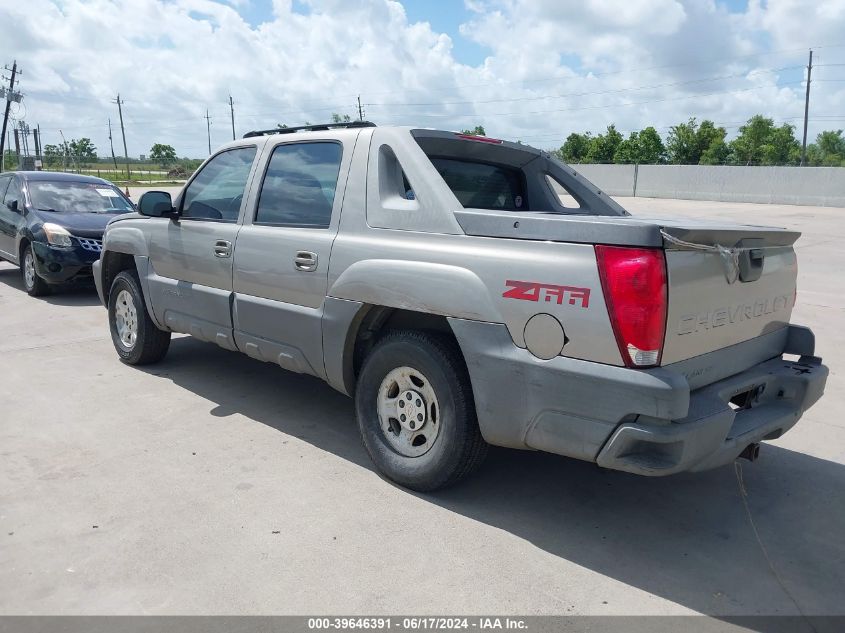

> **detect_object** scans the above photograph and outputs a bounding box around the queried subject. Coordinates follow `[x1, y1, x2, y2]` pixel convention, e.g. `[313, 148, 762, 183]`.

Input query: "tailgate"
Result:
[659, 219, 799, 365]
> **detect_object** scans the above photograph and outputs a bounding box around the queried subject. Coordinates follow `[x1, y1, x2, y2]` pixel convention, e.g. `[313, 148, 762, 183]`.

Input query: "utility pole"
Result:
[800, 49, 813, 167]
[34, 124, 42, 169]
[229, 95, 236, 140]
[205, 109, 212, 154]
[108, 119, 119, 172]
[18, 121, 29, 156]
[114, 94, 130, 179]
[357, 95, 364, 121]
[0, 60, 21, 173]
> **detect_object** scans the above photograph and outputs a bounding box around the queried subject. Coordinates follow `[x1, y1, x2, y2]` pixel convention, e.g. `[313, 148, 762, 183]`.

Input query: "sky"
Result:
[1, 0, 844, 159]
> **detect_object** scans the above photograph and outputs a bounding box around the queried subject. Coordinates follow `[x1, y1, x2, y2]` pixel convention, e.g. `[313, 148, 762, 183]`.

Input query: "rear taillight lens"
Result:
[595, 245, 667, 368]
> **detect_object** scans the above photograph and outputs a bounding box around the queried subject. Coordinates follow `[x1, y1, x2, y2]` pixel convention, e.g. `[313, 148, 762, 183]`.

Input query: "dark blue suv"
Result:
[0, 171, 134, 296]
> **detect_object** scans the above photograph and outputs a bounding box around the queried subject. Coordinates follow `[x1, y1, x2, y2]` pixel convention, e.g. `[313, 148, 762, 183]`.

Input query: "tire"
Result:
[355, 330, 487, 491]
[21, 244, 51, 297]
[108, 270, 171, 365]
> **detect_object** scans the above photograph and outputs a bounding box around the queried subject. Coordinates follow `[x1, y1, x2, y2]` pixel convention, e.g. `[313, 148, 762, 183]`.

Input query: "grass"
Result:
[40, 166, 189, 187]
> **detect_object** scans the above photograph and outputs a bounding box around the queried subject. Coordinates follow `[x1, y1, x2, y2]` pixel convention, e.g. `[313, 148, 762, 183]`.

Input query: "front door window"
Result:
[181, 147, 257, 222]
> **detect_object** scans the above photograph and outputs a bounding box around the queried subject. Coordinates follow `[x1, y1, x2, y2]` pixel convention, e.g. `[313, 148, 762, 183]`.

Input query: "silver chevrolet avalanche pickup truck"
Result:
[93, 121, 828, 491]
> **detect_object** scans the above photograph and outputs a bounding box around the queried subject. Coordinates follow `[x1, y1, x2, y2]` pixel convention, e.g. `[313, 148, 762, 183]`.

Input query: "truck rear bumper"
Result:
[448, 319, 827, 476]
[595, 354, 827, 475]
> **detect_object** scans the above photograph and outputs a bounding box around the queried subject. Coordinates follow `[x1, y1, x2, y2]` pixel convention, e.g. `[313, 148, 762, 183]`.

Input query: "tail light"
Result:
[595, 245, 667, 368]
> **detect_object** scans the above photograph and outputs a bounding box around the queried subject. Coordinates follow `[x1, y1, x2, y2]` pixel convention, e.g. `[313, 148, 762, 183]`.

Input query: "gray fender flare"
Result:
[103, 226, 149, 257]
[329, 259, 503, 322]
[101, 228, 164, 329]
[323, 260, 505, 396]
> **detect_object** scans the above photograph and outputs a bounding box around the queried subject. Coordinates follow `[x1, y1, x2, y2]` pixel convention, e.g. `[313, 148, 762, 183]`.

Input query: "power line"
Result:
[365, 65, 804, 108]
[368, 80, 806, 120]
[357, 44, 845, 98]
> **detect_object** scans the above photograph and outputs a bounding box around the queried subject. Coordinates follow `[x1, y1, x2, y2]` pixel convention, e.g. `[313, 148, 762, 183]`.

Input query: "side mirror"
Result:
[6, 200, 18, 213]
[138, 191, 176, 218]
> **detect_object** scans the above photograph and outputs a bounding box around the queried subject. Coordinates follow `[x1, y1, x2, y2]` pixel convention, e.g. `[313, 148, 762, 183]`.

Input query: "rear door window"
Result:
[430, 158, 526, 211]
[255, 142, 343, 228]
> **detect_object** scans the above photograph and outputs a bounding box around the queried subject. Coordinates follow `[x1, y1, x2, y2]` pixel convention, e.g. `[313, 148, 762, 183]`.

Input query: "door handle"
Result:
[213, 240, 232, 258]
[294, 251, 318, 272]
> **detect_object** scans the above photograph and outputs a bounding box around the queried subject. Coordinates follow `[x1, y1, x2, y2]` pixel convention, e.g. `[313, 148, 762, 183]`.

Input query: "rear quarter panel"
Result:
[328, 230, 623, 365]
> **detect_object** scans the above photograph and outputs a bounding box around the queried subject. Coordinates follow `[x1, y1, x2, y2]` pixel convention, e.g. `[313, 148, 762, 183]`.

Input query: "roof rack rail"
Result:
[243, 120, 376, 138]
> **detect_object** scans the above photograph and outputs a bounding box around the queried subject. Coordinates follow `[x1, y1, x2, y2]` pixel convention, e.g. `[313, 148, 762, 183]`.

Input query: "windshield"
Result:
[28, 181, 134, 214]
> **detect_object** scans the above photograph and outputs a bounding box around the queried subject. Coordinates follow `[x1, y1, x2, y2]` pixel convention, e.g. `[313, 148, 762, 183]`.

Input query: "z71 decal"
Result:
[503, 280, 591, 308]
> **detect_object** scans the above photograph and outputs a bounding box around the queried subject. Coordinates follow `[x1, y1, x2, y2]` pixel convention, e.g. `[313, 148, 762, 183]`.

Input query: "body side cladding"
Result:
[446, 317, 689, 450]
[133, 255, 166, 329]
[322, 297, 367, 395]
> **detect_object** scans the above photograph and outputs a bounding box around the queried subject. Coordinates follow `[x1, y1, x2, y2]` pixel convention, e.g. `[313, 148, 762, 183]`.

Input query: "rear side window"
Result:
[256, 142, 342, 228]
[430, 158, 526, 211]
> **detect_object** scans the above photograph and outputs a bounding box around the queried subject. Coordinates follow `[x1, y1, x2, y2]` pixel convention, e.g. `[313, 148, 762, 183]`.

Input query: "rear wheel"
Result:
[355, 330, 487, 491]
[21, 245, 51, 297]
[108, 270, 170, 365]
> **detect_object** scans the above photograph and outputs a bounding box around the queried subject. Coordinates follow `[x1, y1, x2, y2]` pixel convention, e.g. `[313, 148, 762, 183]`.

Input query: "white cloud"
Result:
[0, 0, 843, 159]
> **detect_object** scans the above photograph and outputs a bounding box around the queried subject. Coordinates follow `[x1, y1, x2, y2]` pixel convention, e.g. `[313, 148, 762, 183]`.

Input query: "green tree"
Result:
[585, 124, 623, 163]
[728, 115, 799, 166]
[696, 120, 729, 165]
[149, 143, 177, 166]
[728, 115, 771, 164]
[666, 119, 698, 164]
[817, 129, 845, 156]
[331, 113, 352, 123]
[613, 126, 666, 164]
[68, 138, 97, 160]
[556, 132, 592, 163]
[613, 132, 640, 164]
[460, 125, 486, 136]
[763, 123, 800, 165]
[666, 118, 728, 165]
[42, 144, 62, 167]
[637, 127, 667, 164]
[806, 130, 845, 166]
[2, 148, 15, 168]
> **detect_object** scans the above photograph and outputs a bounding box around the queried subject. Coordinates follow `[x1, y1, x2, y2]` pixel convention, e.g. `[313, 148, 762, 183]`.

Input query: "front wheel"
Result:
[21, 245, 51, 297]
[108, 270, 171, 365]
[355, 330, 487, 491]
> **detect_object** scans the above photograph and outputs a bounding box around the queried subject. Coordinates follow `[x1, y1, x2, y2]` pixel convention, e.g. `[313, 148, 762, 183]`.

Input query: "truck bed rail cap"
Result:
[454, 209, 664, 247]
